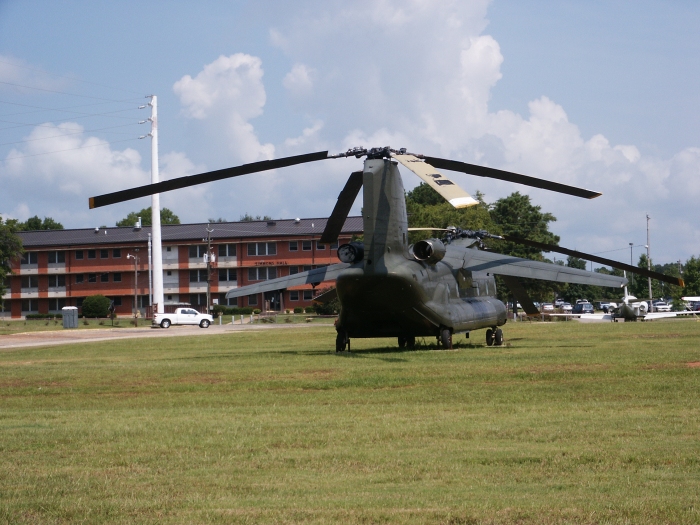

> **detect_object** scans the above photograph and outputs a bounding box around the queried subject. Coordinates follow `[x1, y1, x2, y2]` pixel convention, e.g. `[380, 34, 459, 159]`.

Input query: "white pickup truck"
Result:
[153, 308, 213, 328]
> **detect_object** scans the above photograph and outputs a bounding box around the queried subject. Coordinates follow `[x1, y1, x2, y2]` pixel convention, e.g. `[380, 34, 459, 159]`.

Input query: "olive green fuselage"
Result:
[335, 158, 506, 339]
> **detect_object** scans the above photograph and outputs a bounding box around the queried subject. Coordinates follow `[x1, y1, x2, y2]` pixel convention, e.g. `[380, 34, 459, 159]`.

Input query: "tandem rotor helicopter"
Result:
[89, 146, 684, 351]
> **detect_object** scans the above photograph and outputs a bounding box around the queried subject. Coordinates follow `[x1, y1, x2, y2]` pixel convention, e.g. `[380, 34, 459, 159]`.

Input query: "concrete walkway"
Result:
[0, 322, 330, 350]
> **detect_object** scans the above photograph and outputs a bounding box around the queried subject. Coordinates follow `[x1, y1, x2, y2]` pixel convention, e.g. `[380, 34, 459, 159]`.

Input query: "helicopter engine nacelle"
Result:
[413, 238, 446, 265]
[337, 242, 365, 264]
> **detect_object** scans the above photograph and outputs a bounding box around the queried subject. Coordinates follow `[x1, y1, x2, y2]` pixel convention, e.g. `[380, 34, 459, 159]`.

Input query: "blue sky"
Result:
[1, 0, 698, 265]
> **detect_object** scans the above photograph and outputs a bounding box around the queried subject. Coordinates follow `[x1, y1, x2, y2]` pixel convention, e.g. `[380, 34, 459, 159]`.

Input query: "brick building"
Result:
[2, 217, 362, 318]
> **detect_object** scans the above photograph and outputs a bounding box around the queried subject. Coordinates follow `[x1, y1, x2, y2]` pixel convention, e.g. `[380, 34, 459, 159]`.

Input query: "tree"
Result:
[489, 192, 561, 302]
[406, 184, 495, 244]
[81, 295, 111, 318]
[240, 213, 272, 222]
[16, 215, 64, 230]
[116, 207, 180, 227]
[0, 216, 24, 297]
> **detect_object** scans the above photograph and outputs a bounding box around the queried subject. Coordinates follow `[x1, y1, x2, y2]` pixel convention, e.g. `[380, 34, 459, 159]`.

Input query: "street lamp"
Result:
[126, 253, 139, 324]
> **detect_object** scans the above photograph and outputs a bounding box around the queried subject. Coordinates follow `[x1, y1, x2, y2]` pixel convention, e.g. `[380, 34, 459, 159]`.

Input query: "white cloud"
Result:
[173, 54, 274, 163]
[282, 63, 315, 96]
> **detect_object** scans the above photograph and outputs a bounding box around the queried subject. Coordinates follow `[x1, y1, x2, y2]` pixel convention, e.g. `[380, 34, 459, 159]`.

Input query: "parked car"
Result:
[541, 303, 554, 312]
[572, 302, 595, 315]
[561, 302, 573, 312]
[651, 301, 671, 312]
[153, 307, 213, 328]
[554, 299, 565, 307]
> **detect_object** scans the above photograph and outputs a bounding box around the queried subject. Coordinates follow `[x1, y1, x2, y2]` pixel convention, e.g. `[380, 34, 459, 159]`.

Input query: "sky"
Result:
[1, 0, 698, 266]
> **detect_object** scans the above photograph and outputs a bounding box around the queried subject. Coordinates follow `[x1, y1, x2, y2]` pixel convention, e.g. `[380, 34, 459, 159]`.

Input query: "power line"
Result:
[0, 137, 140, 163]
[0, 107, 142, 131]
[0, 80, 145, 103]
[0, 123, 139, 147]
[0, 98, 143, 118]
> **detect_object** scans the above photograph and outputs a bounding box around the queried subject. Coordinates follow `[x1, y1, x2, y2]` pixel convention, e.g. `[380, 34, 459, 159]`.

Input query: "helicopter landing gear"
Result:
[336, 330, 349, 352]
[439, 328, 452, 349]
[398, 336, 416, 349]
[486, 328, 503, 347]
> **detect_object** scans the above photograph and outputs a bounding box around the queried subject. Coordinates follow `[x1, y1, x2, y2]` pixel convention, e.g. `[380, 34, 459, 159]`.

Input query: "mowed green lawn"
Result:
[1, 320, 699, 524]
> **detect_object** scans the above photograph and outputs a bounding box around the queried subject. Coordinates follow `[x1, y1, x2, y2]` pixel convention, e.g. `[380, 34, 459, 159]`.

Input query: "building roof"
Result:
[17, 216, 363, 248]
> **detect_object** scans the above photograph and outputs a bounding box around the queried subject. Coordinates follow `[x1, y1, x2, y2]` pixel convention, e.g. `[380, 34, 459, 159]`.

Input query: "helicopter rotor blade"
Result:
[419, 156, 602, 200]
[501, 235, 685, 287]
[320, 171, 364, 244]
[89, 151, 330, 209]
[392, 154, 479, 208]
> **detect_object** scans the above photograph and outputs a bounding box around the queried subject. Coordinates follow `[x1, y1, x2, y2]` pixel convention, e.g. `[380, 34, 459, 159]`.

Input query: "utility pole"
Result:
[205, 224, 214, 315]
[139, 95, 164, 315]
[647, 214, 652, 310]
[629, 242, 634, 290]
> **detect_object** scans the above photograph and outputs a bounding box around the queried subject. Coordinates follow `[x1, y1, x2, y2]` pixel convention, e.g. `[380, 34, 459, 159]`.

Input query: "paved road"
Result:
[0, 323, 331, 350]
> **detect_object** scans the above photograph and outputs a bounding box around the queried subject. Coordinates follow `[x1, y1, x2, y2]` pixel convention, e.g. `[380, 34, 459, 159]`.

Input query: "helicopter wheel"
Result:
[440, 328, 452, 349]
[486, 329, 494, 346]
[407, 336, 416, 350]
[494, 328, 504, 346]
[336, 331, 348, 352]
[398, 336, 407, 349]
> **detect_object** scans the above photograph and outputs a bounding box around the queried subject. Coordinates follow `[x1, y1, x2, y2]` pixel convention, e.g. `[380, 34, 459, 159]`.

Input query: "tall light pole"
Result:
[139, 95, 164, 315]
[126, 253, 139, 323]
[629, 242, 634, 290]
[647, 214, 652, 309]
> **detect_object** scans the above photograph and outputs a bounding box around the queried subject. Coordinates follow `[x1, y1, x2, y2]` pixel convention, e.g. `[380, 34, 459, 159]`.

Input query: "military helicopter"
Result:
[89, 146, 684, 350]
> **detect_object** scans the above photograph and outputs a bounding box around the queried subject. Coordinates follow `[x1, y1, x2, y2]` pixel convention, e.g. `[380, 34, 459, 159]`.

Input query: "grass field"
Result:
[1, 319, 699, 524]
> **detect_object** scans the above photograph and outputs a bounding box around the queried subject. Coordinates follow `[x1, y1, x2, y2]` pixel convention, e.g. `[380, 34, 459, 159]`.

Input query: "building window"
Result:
[189, 245, 206, 258]
[48, 298, 66, 311]
[75, 274, 84, 284]
[113, 273, 121, 282]
[21, 276, 38, 288]
[289, 266, 299, 275]
[113, 248, 121, 258]
[48, 251, 65, 264]
[189, 293, 206, 306]
[88, 274, 97, 283]
[75, 250, 84, 260]
[302, 240, 312, 251]
[112, 297, 122, 306]
[218, 244, 236, 257]
[100, 249, 109, 259]
[166, 246, 172, 252]
[218, 269, 237, 282]
[247, 242, 277, 256]
[303, 290, 313, 301]
[248, 295, 258, 306]
[189, 270, 207, 283]
[289, 241, 298, 252]
[303, 265, 313, 272]
[48, 275, 66, 288]
[330, 241, 339, 250]
[316, 241, 325, 250]
[21, 299, 38, 312]
[247, 267, 277, 281]
[101, 273, 109, 283]
[20, 252, 38, 265]
[290, 291, 299, 301]
[87, 250, 96, 259]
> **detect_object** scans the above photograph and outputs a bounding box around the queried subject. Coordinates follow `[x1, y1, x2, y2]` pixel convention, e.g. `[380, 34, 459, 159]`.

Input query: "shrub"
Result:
[25, 313, 63, 319]
[81, 295, 111, 318]
[304, 306, 315, 314]
[294, 307, 303, 314]
[253, 309, 261, 315]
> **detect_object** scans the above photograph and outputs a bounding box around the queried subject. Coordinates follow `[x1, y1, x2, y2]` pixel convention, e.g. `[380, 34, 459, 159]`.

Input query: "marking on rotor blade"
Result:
[434, 179, 454, 186]
[449, 196, 479, 207]
[430, 174, 442, 178]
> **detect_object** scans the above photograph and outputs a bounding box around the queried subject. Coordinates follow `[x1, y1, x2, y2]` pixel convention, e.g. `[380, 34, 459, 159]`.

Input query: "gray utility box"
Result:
[62, 306, 79, 329]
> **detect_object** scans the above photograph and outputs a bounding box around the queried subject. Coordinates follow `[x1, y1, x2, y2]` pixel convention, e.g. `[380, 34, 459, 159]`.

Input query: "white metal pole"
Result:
[647, 214, 652, 309]
[149, 95, 165, 314]
[148, 233, 153, 309]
